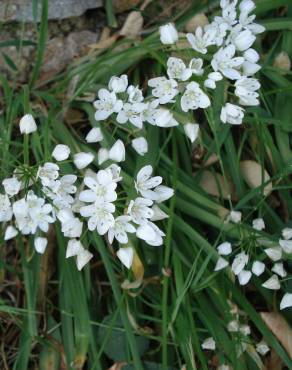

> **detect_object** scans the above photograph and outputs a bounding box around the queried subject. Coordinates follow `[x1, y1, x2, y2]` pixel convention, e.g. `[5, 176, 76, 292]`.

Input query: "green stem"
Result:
[162, 135, 178, 370]
[93, 234, 143, 369]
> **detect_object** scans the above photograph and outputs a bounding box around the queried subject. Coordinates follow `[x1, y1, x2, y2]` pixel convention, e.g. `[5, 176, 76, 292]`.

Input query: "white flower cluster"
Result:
[214, 215, 292, 310]
[158, 0, 264, 127]
[1, 116, 173, 271]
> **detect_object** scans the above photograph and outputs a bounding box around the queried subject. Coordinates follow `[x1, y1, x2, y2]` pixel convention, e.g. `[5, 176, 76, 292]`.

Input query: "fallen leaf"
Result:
[265, 349, 283, 370]
[185, 13, 209, 32]
[198, 170, 233, 200]
[260, 312, 292, 357]
[240, 160, 272, 196]
[119, 11, 143, 38]
[113, 0, 140, 13]
[107, 362, 127, 370]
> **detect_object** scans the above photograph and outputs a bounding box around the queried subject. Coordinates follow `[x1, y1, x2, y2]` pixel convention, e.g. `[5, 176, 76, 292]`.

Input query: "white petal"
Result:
[98, 148, 109, 165]
[281, 228, 292, 240]
[109, 140, 125, 162]
[280, 293, 292, 310]
[117, 247, 134, 269]
[52, 144, 70, 161]
[73, 152, 94, 169]
[264, 247, 282, 261]
[201, 337, 216, 350]
[271, 262, 287, 278]
[4, 225, 18, 240]
[34, 237, 48, 254]
[66, 239, 83, 258]
[150, 205, 169, 221]
[252, 261, 265, 276]
[19, 114, 37, 134]
[184, 123, 199, 143]
[262, 274, 281, 290]
[76, 249, 93, 270]
[256, 341, 270, 356]
[217, 241, 232, 256]
[132, 137, 148, 156]
[238, 270, 252, 285]
[214, 257, 228, 271]
[86, 127, 103, 143]
[279, 239, 292, 254]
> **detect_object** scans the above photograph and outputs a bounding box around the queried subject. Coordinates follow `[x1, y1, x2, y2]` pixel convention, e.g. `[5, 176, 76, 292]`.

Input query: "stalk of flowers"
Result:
[1, 115, 174, 273]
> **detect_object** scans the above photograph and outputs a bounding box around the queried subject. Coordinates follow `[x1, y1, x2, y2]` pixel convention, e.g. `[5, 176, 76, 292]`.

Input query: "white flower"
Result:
[34, 237, 48, 254]
[2, 177, 21, 196]
[279, 239, 292, 254]
[271, 262, 287, 278]
[153, 185, 174, 203]
[181, 81, 210, 112]
[238, 270, 252, 285]
[217, 241, 232, 255]
[154, 109, 179, 127]
[66, 239, 84, 258]
[76, 248, 93, 271]
[19, 114, 37, 134]
[211, 44, 244, 80]
[235, 77, 260, 106]
[127, 197, 154, 225]
[184, 123, 199, 143]
[0, 194, 12, 222]
[239, 0, 256, 14]
[136, 221, 165, 246]
[189, 58, 204, 75]
[132, 137, 148, 156]
[98, 148, 109, 165]
[44, 174, 77, 209]
[280, 293, 292, 310]
[282, 227, 292, 240]
[106, 164, 122, 182]
[214, 257, 229, 271]
[201, 337, 216, 350]
[52, 144, 70, 161]
[252, 218, 265, 231]
[37, 162, 59, 187]
[227, 320, 239, 332]
[127, 85, 144, 103]
[93, 89, 123, 120]
[116, 102, 146, 128]
[264, 247, 282, 261]
[135, 165, 162, 200]
[228, 210, 242, 223]
[232, 29, 256, 51]
[167, 57, 192, 81]
[186, 26, 216, 54]
[13, 192, 54, 235]
[220, 103, 245, 125]
[117, 247, 134, 269]
[159, 23, 178, 44]
[231, 252, 249, 275]
[151, 205, 168, 221]
[108, 139, 125, 162]
[73, 152, 94, 169]
[108, 74, 128, 93]
[108, 215, 136, 244]
[148, 77, 178, 104]
[80, 201, 115, 235]
[240, 324, 251, 336]
[79, 169, 117, 204]
[252, 261, 265, 276]
[4, 225, 18, 240]
[142, 100, 160, 125]
[262, 274, 280, 290]
[204, 71, 223, 89]
[256, 341, 270, 356]
[85, 127, 103, 143]
[60, 214, 83, 238]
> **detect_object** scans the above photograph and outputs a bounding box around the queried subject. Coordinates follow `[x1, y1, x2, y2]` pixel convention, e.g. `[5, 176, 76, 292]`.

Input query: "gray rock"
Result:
[0, 0, 102, 23]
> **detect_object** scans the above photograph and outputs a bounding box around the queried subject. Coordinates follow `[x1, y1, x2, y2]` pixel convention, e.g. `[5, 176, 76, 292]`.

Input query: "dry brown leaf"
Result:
[113, 0, 140, 13]
[198, 170, 233, 200]
[265, 349, 283, 370]
[119, 11, 143, 38]
[107, 362, 127, 370]
[260, 312, 292, 357]
[240, 160, 272, 196]
[185, 13, 209, 32]
[88, 34, 118, 51]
